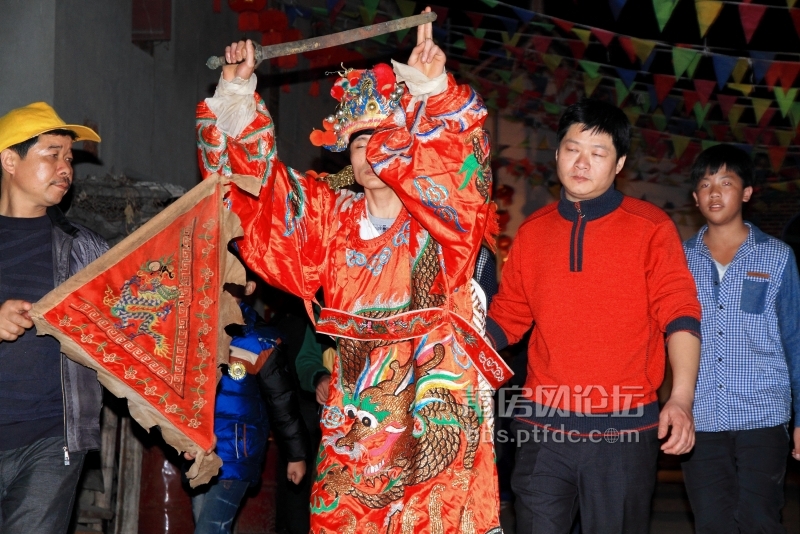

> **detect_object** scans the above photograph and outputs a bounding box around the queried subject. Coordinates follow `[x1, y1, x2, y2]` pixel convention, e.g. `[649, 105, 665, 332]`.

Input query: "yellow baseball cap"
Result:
[0, 102, 101, 153]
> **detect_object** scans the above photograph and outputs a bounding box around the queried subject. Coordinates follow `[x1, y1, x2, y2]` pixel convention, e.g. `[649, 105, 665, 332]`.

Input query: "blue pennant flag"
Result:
[609, 0, 628, 20]
[661, 95, 679, 120]
[712, 55, 738, 89]
[497, 15, 519, 35]
[511, 6, 536, 24]
[750, 51, 775, 83]
[732, 143, 753, 155]
[615, 68, 638, 89]
[646, 85, 658, 111]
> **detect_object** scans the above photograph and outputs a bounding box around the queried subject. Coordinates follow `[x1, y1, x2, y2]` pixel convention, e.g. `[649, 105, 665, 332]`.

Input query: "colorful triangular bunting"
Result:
[653, 74, 676, 103]
[671, 135, 691, 158]
[579, 60, 602, 79]
[775, 87, 798, 117]
[653, 0, 680, 31]
[751, 97, 772, 124]
[695, 0, 723, 38]
[711, 55, 737, 89]
[673, 47, 700, 78]
[694, 102, 713, 127]
[716, 94, 738, 118]
[592, 27, 616, 47]
[694, 79, 716, 106]
[768, 146, 788, 172]
[609, 0, 628, 20]
[739, 3, 767, 43]
[573, 28, 592, 46]
[584, 73, 603, 97]
[616, 67, 638, 88]
[615, 78, 631, 105]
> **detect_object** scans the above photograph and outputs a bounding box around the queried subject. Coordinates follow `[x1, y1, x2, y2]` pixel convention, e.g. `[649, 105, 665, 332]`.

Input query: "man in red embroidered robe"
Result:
[196, 10, 508, 533]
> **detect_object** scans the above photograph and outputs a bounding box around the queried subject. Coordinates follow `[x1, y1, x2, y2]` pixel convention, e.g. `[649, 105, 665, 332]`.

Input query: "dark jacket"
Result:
[48, 206, 108, 453]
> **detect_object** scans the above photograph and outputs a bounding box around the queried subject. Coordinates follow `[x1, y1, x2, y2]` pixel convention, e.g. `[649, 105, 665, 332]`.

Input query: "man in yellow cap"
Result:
[0, 102, 107, 534]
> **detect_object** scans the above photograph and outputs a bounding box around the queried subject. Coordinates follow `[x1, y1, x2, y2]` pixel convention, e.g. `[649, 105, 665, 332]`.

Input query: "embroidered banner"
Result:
[31, 174, 244, 486]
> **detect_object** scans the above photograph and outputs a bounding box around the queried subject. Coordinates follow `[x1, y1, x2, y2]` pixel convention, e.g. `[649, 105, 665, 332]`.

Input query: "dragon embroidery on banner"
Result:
[102, 257, 180, 358]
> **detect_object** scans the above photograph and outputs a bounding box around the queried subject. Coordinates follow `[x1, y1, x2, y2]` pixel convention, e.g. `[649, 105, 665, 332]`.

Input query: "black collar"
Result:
[557, 185, 623, 222]
[47, 205, 79, 236]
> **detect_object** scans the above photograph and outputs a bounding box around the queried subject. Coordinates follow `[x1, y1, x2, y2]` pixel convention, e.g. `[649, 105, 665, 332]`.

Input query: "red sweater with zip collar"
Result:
[487, 186, 701, 417]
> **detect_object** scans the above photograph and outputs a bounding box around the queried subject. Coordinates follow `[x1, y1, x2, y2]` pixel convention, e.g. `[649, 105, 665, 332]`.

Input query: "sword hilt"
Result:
[206, 45, 265, 70]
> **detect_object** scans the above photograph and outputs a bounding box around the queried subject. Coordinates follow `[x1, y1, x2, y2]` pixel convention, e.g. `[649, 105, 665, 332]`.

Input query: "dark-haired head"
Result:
[690, 144, 754, 190]
[557, 99, 630, 161]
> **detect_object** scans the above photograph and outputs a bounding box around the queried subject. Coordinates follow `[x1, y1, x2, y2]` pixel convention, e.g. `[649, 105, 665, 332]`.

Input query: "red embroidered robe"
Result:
[197, 74, 508, 534]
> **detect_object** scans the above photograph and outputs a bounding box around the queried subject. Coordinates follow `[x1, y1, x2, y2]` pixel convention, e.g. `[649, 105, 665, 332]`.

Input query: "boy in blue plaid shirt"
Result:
[682, 144, 800, 533]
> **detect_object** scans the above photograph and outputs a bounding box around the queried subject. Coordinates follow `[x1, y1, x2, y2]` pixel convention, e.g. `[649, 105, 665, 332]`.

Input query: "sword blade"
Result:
[207, 11, 436, 69]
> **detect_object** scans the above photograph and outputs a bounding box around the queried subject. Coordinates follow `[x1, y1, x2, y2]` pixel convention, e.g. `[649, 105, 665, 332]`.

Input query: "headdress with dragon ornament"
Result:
[309, 64, 403, 189]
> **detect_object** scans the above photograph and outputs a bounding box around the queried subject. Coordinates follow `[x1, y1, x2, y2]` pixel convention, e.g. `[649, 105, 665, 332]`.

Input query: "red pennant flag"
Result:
[761, 129, 775, 146]
[531, 35, 553, 54]
[569, 40, 587, 60]
[683, 90, 700, 114]
[716, 94, 738, 118]
[711, 124, 729, 142]
[777, 62, 800, 91]
[552, 17, 575, 33]
[791, 9, 800, 39]
[765, 62, 781, 91]
[653, 74, 676, 103]
[744, 126, 762, 145]
[464, 35, 484, 59]
[618, 36, 637, 63]
[31, 175, 242, 487]
[591, 27, 616, 47]
[430, 6, 448, 25]
[759, 107, 777, 127]
[739, 3, 767, 44]
[768, 146, 788, 172]
[466, 12, 484, 30]
[642, 129, 661, 147]
[694, 79, 717, 106]
[554, 67, 571, 90]
[213, 0, 221, 13]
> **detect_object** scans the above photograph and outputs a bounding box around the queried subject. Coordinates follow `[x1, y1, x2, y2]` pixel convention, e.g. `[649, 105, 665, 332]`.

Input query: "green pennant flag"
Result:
[312, 7, 328, 17]
[471, 28, 487, 38]
[395, 0, 416, 17]
[671, 135, 691, 158]
[578, 60, 602, 79]
[774, 87, 798, 117]
[687, 51, 702, 78]
[673, 48, 700, 78]
[615, 78, 630, 106]
[497, 70, 512, 84]
[372, 32, 389, 44]
[396, 28, 411, 43]
[751, 97, 772, 123]
[584, 73, 603, 97]
[638, 91, 651, 113]
[694, 102, 713, 127]
[480, 0, 499, 7]
[453, 39, 466, 50]
[543, 101, 562, 114]
[652, 109, 668, 131]
[624, 106, 642, 125]
[364, 0, 380, 12]
[728, 104, 745, 129]
[359, 6, 377, 25]
[789, 102, 800, 130]
[701, 139, 720, 151]
[653, 0, 680, 31]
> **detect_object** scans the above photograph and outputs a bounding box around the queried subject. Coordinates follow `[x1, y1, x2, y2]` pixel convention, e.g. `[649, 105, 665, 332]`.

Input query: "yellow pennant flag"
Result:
[671, 135, 691, 159]
[728, 83, 753, 96]
[751, 97, 772, 123]
[583, 73, 603, 97]
[501, 31, 522, 48]
[695, 0, 724, 38]
[731, 124, 745, 142]
[631, 37, 657, 63]
[728, 104, 746, 129]
[510, 74, 527, 94]
[543, 54, 563, 72]
[788, 0, 798, 7]
[624, 106, 642, 126]
[573, 28, 592, 46]
[731, 58, 749, 84]
[776, 129, 795, 147]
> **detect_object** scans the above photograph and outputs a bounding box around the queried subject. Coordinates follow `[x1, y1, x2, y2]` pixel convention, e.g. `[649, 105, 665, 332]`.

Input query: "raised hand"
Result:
[407, 6, 445, 79]
[222, 39, 257, 83]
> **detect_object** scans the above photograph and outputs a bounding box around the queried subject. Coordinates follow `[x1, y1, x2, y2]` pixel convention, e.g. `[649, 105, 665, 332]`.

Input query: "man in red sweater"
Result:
[487, 99, 701, 534]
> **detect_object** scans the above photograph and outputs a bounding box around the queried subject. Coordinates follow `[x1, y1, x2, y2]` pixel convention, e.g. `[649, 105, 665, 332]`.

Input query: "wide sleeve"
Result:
[646, 219, 702, 339]
[197, 93, 336, 302]
[367, 73, 496, 290]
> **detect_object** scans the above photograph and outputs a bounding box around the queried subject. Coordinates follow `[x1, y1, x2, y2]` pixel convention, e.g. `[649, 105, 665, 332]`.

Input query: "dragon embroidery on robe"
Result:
[321, 341, 481, 509]
[102, 257, 180, 357]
